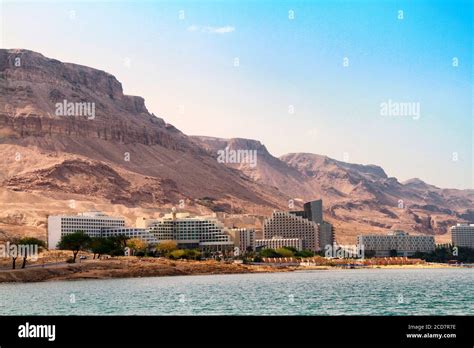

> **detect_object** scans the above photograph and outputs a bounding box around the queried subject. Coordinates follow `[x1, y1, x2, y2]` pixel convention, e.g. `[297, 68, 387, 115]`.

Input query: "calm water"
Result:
[0, 268, 472, 315]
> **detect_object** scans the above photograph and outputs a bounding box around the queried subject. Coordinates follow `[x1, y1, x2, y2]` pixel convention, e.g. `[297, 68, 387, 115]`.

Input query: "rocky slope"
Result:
[0, 257, 290, 283]
[0, 49, 291, 241]
[1, 49, 471, 244]
[193, 137, 474, 242]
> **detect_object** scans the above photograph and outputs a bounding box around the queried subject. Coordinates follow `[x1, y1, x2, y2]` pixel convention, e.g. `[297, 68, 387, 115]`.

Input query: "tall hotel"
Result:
[48, 211, 156, 248]
[261, 199, 334, 252]
[451, 224, 474, 249]
[228, 228, 256, 253]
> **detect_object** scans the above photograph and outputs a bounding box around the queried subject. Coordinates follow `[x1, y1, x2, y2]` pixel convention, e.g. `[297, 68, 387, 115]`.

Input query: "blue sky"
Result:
[1, 0, 472, 189]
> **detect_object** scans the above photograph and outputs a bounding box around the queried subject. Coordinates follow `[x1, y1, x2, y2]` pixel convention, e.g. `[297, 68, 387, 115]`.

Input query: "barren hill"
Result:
[0, 49, 290, 240]
[1, 49, 472, 244]
[193, 137, 474, 242]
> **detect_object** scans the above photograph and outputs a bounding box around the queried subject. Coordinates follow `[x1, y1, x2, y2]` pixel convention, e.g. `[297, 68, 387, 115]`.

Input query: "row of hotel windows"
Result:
[61, 219, 124, 223]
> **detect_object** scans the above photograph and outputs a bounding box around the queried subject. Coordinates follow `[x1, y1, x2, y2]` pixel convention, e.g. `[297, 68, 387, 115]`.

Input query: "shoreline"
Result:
[0, 257, 462, 284]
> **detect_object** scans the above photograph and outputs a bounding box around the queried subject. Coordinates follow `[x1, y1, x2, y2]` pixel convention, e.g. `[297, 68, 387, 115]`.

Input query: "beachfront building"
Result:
[291, 199, 324, 224]
[288, 199, 334, 250]
[256, 237, 303, 251]
[319, 221, 335, 250]
[357, 230, 435, 257]
[228, 228, 256, 253]
[48, 211, 125, 249]
[451, 224, 474, 249]
[263, 211, 319, 251]
[147, 211, 234, 251]
[101, 227, 158, 245]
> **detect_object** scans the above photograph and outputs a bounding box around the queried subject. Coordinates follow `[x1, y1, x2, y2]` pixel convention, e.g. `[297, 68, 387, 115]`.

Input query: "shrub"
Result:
[275, 248, 294, 257]
[168, 249, 186, 260]
[259, 249, 280, 258]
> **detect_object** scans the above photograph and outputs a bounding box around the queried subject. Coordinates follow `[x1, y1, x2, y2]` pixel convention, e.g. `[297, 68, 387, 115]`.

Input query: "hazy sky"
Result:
[1, 0, 472, 189]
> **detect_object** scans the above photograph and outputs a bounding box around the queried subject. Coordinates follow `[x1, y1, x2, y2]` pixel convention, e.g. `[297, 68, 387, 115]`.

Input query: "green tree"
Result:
[294, 249, 315, 258]
[259, 248, 280, 258]
[184, 249, 201, 260]
[126, 238, 148, 256]
[89, 237, 112, 259]
[18, 237, 46, 269]
[156, 240, 178, 256]
[414, 245, 474, 263]
[57, 231, 91, 263]
[107, 235, 129, 256]
[282, 246, 298, 253]
[113, 235, 129, 249]
[275, 247, 294, 257]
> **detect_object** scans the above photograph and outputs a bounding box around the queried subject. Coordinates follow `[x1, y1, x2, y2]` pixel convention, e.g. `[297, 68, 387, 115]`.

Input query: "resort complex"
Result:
[357, 231, 435, 257]
[450, 224, 474, 249]
[146, 211, 235, 251]
[48, 200, 336, 252]
[47, 200, 471, 258]
[261, 199, 335, 252]
[48, 210, 243, 251]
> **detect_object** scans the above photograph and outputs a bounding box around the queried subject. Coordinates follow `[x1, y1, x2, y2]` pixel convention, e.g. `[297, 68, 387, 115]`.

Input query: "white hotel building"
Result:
[101, 227, 158, 245]
[49, 211, 241, 251]
[48, 211, 157, 248]
[256, 237, 303, 251]
[451, 224, 474, 249]
[48, 211, 125, 249]
[357, 230, 435, 257]
[147, 212, 234, 251]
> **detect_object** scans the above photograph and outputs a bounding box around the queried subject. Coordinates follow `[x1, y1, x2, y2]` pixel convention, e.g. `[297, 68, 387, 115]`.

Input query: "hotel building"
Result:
[263, 211, 319, 251]
[228, 228, 256, 253]
[318, 221, 335, 251]
[357, 230, 435, 257]
[101, 227, 158, 244]
[451, 224, 474, 249]
[48, 211, 125, 249]
[147, 211, 234, 251]
[288, 199, 334, 250]
[256, 237, 303, 251]
[291, 199, 323, 224]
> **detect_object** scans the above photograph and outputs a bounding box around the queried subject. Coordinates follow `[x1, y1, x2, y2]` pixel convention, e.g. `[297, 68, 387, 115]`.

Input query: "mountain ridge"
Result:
[1, 49, 472, 244]
[192, 135, 474, 241]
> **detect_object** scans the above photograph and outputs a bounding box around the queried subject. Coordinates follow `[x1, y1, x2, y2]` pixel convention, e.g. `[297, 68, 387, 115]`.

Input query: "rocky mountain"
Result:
[0, 49, 472, 244]
[0, 49, 291, 240]
[193, 137, 474, 242]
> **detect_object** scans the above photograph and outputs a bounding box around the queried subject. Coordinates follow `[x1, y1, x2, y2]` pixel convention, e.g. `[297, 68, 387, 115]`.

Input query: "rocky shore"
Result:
[0, 257, 295, 283]
[0, 255, 457, 283]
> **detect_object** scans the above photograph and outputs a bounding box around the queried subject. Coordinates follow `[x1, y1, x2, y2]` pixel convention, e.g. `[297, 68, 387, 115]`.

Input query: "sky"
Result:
[1, 0, 472, 189]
